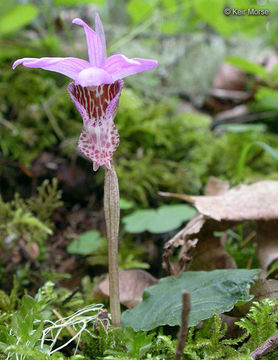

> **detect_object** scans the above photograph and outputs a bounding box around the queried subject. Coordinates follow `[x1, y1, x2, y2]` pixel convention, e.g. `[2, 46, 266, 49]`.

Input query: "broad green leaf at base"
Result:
[122, 269, 260, 331]
[122, 204, 197, 234]
[67, 230, 106, 255]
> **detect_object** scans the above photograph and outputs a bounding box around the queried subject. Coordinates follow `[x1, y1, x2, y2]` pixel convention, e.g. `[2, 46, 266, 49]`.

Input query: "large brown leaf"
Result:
[161, 181, 278, 222]
[162, 180, 278, 275]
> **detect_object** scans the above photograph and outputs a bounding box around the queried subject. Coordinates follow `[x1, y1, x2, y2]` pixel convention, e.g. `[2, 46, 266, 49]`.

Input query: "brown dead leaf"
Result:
[163, 215, 206, 250]
[94, 269, 157, 308]
[251, 278, 278, 300]
[27, 242, 40, 260]
[162, 180, 278, 275]
[257, 220, 278, 271]
[204, 177, 230, 196]
[213, 63, 247, 91]
[161, 181, 278, 222]
[162, 214, 236, 274]
[189, 235, 237, 271]
[220, 314, 242, 339]
[264, 54, 278, 73]
[231, 278, 278, 317]
[214, 105, 249, 124]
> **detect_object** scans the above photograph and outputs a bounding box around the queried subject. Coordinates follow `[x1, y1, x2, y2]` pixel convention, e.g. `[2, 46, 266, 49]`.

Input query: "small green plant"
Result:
[0, 178, 62, 246]
[67, 230, 149, 270]
[0, 282, 57, 359]
[83, 326, 175, 360]
[235, 298, 278, 354]
[183, 313, 250, 360]
[0, 179, 62, 287]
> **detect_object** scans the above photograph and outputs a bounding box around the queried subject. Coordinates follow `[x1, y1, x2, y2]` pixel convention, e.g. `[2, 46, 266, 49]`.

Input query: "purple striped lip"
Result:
[67, 80, 123, 171]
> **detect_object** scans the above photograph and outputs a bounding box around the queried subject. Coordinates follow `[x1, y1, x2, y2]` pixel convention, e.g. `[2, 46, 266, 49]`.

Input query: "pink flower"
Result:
[13, 13, 157, 171]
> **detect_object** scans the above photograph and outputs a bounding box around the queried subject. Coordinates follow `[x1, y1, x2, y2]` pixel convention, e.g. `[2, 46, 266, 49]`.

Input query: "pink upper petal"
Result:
[72, 18, 103, 67]
[12, 57, 90, 80]
[103, 54, 158, 82]
[94, 13, 106, 60]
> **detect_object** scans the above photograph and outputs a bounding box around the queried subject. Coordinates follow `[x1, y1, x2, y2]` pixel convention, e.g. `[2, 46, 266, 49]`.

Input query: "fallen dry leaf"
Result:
[161, 180, 278, 275]
[251, 278, 278, 301]
[204, 176, 230, 196]
[257, 220, 278, 271]
[220, 314, 242, 339]
[230, 278, 278, 317]
[161, 181, 278, 222]
[94, 269, 157, 308]
[213, 63, 247, 91]
[163, 214, 236, 274]
[189, 235, 237, 271]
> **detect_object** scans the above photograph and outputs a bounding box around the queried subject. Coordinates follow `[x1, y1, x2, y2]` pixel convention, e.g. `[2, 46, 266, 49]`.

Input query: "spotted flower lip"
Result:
[12, 13, 158, 87]
[67, 80, 124, 171]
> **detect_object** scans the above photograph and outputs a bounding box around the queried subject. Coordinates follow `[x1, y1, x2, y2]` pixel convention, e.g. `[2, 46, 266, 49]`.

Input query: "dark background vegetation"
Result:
[1, 0, 278, 358]
[1, 0, 278, 293]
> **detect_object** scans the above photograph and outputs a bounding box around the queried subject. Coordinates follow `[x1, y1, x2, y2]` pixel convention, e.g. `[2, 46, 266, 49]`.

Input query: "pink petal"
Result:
[103, 54, 158, 82]
[95, 13, 106, 60]
[75, 67, 113, 87]
[12, 57, 90, 80]
[72, 18, 103, 66]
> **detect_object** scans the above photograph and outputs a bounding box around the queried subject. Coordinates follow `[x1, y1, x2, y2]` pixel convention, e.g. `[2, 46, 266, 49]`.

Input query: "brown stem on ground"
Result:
[52, 309, 82, 348]
[174, 290, 191, 360]
[250, 333, 278, 359]
[104, 162, 121, 327]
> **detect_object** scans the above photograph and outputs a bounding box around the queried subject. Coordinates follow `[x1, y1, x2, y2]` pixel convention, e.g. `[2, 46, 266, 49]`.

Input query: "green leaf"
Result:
[54, 0, 104, 5]
[122, 204, 196, 234]
[127, 0, 158, 23]
[226, 56, 267, 78]
[122, 269, 260, 331]
[120, 198, 135, 210]
[67, 230, 106, 255]
[255, 141, 278, 161]
[237, 141, 278, 183]
[0, 4, 38, 36]
[255, 87, 278, 111]
[194, 0, 233, 37]
[217, 124, 267, 133]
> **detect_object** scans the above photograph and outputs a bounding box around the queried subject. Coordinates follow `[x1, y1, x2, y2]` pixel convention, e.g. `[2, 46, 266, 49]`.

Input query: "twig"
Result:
[175, 291, 191, 360]
[61, 288, 80, 305]
[208, 88, 251, 101]
[162, 248, 177, 276]
[41, 100, 64, 140]
[211, 110, 278, 130]
[250, 332, 278, 359]
[52, 309, 82, 349]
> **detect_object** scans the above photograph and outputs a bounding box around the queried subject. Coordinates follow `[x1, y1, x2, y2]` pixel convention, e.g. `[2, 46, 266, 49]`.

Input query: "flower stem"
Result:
[104, 162, 121, 327]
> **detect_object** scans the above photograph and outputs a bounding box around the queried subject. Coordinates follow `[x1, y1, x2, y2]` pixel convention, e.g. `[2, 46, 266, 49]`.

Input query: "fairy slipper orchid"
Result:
[13, 13, 158, 171]
[13, 14, 157, 328]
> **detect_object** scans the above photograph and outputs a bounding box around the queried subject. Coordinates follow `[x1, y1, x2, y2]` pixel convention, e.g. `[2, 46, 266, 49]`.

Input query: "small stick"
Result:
[52, 309, 82, 348]
[250, 333, 278, 359]
[175, 290, 191, 360]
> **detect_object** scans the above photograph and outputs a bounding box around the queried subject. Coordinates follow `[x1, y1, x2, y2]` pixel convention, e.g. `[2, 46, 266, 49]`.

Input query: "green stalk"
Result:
[104, 162, 121, 327]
